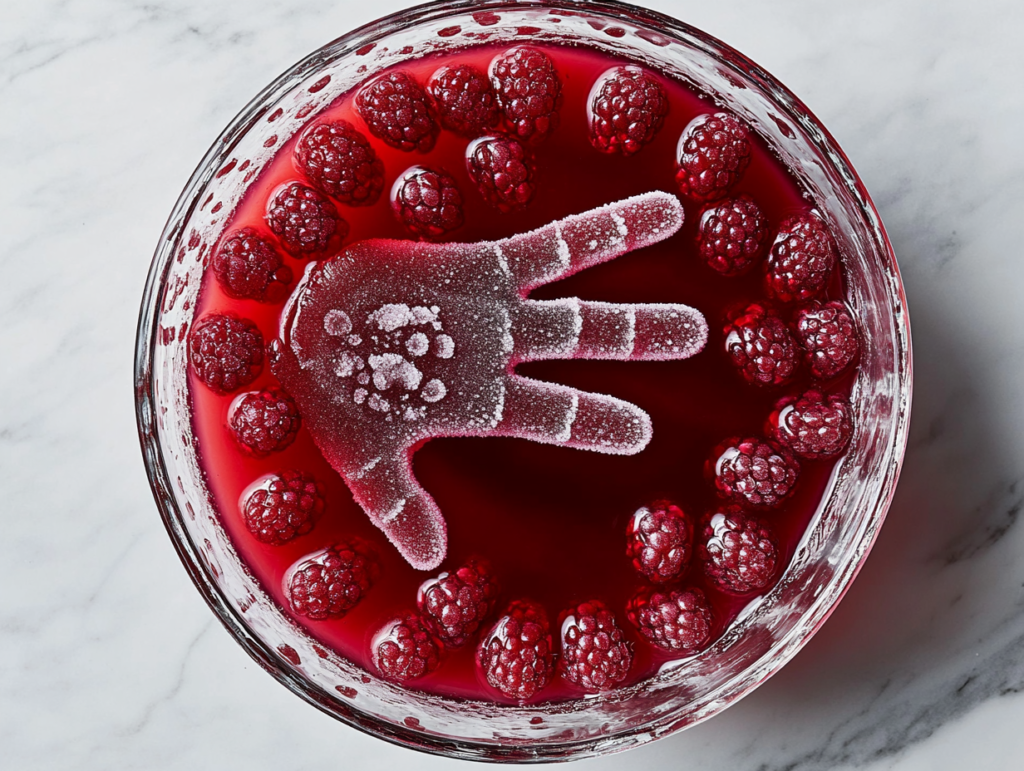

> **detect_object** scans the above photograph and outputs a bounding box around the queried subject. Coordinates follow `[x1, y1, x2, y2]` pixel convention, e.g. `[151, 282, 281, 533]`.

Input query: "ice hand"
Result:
[272, 192, 707, 570]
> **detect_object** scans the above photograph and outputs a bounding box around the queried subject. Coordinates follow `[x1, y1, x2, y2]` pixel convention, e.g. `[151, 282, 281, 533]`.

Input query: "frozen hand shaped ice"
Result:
[271, 193, 707, 570]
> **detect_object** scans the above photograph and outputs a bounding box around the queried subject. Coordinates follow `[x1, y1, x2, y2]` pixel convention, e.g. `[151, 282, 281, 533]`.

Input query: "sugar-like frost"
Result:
[271, 193, 707, 570]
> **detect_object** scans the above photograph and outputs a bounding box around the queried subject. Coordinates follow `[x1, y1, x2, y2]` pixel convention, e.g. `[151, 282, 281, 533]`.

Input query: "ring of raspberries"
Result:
[186, 44, 862, 703]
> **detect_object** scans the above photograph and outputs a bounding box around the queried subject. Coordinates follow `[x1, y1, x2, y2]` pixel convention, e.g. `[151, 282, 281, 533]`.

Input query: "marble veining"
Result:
[2, 0, 1024, 769]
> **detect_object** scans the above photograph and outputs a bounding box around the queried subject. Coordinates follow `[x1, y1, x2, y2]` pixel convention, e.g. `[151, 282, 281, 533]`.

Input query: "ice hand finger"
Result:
[496, 192, 684, 293]
[624, 303, 708, 360]
[511, 299, 707, 362]
[345, 452, 447, 571]
[569, 389, 652, 454]
[495, 376, 652, 455]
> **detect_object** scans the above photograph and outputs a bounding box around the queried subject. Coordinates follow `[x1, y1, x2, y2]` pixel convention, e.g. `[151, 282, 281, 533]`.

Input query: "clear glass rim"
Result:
[134, 0, 913, 762]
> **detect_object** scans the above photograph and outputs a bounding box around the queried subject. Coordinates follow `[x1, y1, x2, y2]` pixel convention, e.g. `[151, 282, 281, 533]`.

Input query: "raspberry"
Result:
[243, 470, 325, 546]
[417, 557, 500, 648]
[707, 436, 800, 508]
[287, 538, 379, 619]
[294, 120, 385, 206]
[724, 302, 799, 386]
[188, 313, 264, 394]
[213, 228, 293, 302]
[558, 600, 632, 692]
[765, 214, 837, 302]
[625, 500, 692, 584]
[768, 389, 854, 459]
[229, 387, 301, 455]
[699, 506, 779, 594]
[626, 586, 712, 654]
[372, 613, 444, 681]
[793, 300, 860, 379]
[391, 166, 464, 239]
[477, 600, 555, 701]
[356, 71, 439, 152]
[427, 64, 499, 138]
[466, 135, 536, 213]
[490, 47, 562, 146]
[675, 112, 751, 202]
[696, 196, 769, 276]
[266, 181, 346, 256]
[588, 66, 668, 156]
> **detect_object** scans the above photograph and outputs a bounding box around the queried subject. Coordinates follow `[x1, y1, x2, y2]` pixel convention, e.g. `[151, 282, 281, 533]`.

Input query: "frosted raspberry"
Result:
[558, 600, 632, 692]
[391, 166, 464, 239]
[724, 302, 799, 386]
[697, 196, 769, 276]
[466, 135, 536, 213]
[625, 500, 692, 584]
[427, 64, 499, 138]
[700, 507, 779, 594]
[294, 120, 385, 206]
[708, 436, 799, 508]
[266, 181, 346, 256]
[213, 228, 292, 302]
[794, 300, 860, 379]
[588, 66, 668, 155]
[243, 470, 325, 546]
[372, 613, 444, 681]
[477, 600, 555, 701]
[626, 586, 712, 654]
[490, 47, 562, 145]
[675, 112, 751, 202]
[768, 389, 854, 459]
[417, 557, 500, 648]
[287, 538, 379, 619]
[229, 387, 300, 455]
[188, 313, 264, 394]
[356, 71, 438, 152]
[765, 214, 837, 302]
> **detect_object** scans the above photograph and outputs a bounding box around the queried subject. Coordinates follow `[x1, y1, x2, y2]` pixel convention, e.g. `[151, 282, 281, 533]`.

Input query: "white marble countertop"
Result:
[3, 0, 1023, 768]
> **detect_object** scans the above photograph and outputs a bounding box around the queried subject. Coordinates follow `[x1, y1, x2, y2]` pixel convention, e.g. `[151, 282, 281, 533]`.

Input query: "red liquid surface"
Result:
[189, 42, 853, 702]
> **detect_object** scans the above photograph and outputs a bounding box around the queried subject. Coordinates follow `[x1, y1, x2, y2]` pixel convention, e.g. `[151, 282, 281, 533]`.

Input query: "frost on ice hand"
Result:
[271, 192, 708, 570]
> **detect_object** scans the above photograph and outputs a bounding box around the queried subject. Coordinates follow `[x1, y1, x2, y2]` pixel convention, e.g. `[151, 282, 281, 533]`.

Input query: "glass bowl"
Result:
[134, 0, 912, 762]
